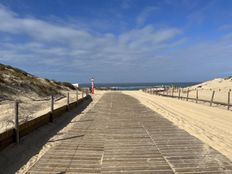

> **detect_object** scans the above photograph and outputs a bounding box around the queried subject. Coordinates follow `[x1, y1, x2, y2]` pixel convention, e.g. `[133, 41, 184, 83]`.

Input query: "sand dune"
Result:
[0, 63, 83, 133]
[163, 77, 232, 108]
[189, 77, 232, 91]
[124, 90, 232, 161]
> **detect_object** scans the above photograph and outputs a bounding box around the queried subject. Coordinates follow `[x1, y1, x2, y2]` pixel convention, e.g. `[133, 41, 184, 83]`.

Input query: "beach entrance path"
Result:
[27, 92, 232, 174]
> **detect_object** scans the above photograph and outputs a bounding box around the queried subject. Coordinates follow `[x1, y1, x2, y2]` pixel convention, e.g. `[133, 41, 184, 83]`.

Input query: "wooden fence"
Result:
[0, 90, 90, 151]
[143, 88, 232, 110]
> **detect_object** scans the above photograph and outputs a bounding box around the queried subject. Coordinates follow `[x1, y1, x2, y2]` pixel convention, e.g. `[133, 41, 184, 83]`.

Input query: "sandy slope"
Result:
[164, 77, 232, 105]
[0, 63, 81, 133]
[186, 77, 232, 104]
[124, 90, 232, 161]
[189, 77, 232, 91]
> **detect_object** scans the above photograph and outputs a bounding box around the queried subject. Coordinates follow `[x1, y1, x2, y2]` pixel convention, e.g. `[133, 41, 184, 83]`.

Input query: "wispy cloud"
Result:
[0, 5, 91, 43]
[186, 0, 217, 26]
[0, 3, 231, 83]
[0, 5, 183, 82]
[137, 6, 159, 26]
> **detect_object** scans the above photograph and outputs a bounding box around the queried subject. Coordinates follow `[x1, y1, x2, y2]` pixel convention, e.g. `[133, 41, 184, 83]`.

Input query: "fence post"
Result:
[76, 90, 79, 104]
[196, 89, 198, 103]
[178, 88, 181, 99]
[181, 88, 183, 99]
[187, 88, 189, 101]
[172, 87, 174, 97]
[228, 89, 231, 110]
[15, 101, 19, 144]
[86, 89, 88, 96]
[67, 92, 70, 110]
[210, 90, 215, 107]
[50, 95, 54, 122]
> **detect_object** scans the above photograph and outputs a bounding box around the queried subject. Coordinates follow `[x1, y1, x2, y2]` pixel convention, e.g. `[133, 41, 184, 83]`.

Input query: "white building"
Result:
[73, 83, 79, 88]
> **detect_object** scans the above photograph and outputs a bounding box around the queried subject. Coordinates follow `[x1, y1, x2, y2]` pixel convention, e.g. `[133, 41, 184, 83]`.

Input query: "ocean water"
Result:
[80, 82, 200, 90]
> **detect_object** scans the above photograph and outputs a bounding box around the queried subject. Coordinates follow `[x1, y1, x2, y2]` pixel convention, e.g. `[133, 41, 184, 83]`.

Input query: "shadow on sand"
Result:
[0, 96, 92, 174]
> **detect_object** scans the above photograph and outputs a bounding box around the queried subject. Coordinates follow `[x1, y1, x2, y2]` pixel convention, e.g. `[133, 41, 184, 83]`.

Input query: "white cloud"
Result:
[0, 5, 91, 43]
[1, 4, 231, 82]
[0, 5, 181, 69]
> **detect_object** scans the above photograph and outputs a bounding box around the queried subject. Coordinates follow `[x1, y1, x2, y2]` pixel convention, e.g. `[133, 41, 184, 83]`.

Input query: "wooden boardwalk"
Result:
[27, 92, 232, 174]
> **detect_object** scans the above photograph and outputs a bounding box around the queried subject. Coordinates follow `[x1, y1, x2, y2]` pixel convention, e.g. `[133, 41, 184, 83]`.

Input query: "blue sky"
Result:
[0, 0, 232, 83]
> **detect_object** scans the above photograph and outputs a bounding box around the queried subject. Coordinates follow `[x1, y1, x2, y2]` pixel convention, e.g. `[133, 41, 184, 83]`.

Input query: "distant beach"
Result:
[80, 82, 199, 90]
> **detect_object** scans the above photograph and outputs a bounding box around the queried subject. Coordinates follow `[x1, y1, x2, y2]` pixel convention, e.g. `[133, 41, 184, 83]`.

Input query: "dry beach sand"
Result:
[123, 76, 232, 162]
[124, 90, 232, 161]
